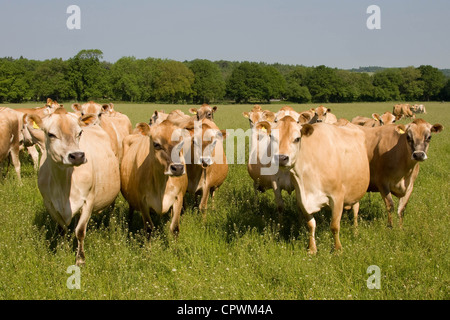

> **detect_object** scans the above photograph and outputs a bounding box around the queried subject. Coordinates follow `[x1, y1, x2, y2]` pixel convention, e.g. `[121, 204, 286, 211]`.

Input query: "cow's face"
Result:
[72, 101, 103, 117]
[191, 122, 226, 168]
[271, 117, 314, 168]
[149, 110, 167, 126]
[141, 121, 187, 176]
[396, 119, 443, 161]
[29, 109, 87, 167]
[243, 111, 263, 128]
[190, 105, 217, 121]
[380, 112, 396, 125]
[313, 106, 330, 123]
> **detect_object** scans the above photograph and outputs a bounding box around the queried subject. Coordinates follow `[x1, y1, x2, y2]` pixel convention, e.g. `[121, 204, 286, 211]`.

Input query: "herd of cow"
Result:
[0, 99, 443, 265]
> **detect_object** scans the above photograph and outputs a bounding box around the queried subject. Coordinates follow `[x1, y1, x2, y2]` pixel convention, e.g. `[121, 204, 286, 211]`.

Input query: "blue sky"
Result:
[0, 0, 449, 68]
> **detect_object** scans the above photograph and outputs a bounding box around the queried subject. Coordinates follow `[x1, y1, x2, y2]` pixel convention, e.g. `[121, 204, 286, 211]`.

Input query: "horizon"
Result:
[1, 1, 449, 69]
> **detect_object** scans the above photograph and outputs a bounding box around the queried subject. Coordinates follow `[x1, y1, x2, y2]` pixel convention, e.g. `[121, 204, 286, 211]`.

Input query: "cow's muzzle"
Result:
[412, 151, 427, 161]
[68, 152, 86, 166]
[169, 163, 185, 176]
[274, 154, 290, 167]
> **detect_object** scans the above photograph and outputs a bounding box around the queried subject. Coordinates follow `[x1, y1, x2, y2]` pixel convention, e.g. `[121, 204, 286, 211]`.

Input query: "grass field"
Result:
[0, 101, 448, 300]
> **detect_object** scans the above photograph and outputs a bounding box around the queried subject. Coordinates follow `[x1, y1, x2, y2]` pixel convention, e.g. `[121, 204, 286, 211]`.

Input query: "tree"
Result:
[152, 59, 194, 103]
[372, 68, 403, 101]
[226, 62, 268, 103]
[187, 59, 225, 104]
[305, 65, 342, 103]
[398, 66, 423, 101]
[262, 66, 286, 101]
[33, 58, 73, 101]
[418, 65, 446, 101]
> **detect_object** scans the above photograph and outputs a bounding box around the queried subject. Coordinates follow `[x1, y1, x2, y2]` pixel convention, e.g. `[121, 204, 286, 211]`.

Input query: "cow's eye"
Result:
[406, 135, 412, 142]
[48, 133, 57, 139]
[153, 142, 162, 150]
[294, 137, 301, 143]
[426, 136, 432, 141]
[77, 130, 83, 138]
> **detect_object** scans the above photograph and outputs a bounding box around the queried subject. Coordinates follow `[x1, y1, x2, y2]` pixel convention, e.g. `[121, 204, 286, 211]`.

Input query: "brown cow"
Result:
[182, 118, 228, 218]
[309, 106, 337, 124]
[189, 104, 218, 121]
[271, 118, 370, 253]
[351, 111, 396, 127]
[393, 104, 415, 120]
[149, 110, 169, 126]
[242, 105, 276, 128]
[27, 109, 120, 265]
[120, 120, 188, 236]
[0, 107, 22, 183]
[359, 119, 443, 227]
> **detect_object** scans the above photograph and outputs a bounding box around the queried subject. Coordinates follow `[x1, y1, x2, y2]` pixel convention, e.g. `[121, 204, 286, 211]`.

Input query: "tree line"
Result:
[1, 49, 449, 104]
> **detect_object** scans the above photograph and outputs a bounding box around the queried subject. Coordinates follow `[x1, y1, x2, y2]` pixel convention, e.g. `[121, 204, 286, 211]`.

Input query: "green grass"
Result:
[0, 102, 449, 300]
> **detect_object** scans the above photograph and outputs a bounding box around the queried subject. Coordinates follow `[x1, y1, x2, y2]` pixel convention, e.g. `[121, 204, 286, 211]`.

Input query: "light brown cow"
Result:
[182, 118, 228, 219]
[271, 118, 370, 253]
[393, 104, 415, 120]
[309, 106, 337, 124]
[28, 109, 120, 265]
[149, 110, 169, 126]
[120, 120, 188, 236]
[189, 104, 218, 121]
[351, 111, 396, 127]
[0, 107, 22, 183]
[359, 119, 443, 227]
[242, 105, 276, 128]
[411, 104, 427, 114]
[166, 109, 193, 127]
[72, 101, 132, 161]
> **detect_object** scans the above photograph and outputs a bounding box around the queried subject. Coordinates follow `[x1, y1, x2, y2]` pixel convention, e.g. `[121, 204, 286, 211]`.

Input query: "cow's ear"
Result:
[372, 113, 381, 121]
[327, 108, 331, 113]
[79, 113, 99, 127]
[46, 98, 53, 105]
[243, 112, 249, 118]
[219, 129, 227, 139]
[189, 108, 197, 115]
[298, 112, 312, 124]
[431, 124, 443, 133]
[102, 104, 111, 113]
[212, 106, 218, 112]
[301, 124, 314, 137]
[135, 122, 151, 136]
[255, 121, 271, 135]
[26, 114, 43, 130]
[395, 124, 407, 135]
[71, 103, 82, 112]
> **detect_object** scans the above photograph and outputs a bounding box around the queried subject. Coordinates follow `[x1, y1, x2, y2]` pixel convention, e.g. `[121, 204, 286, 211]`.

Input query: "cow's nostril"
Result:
[68, 152, 85, 166]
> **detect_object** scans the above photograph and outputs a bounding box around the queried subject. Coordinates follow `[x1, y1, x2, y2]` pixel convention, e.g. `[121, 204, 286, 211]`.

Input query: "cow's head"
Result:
[135, 120, 187, 176]
[270, 116, 314, 168]
[184, 119, 226, 168]
[71, 101, 103, 117]
[372, 111, 396, 125]
[189, 104, 217, 121]
[27, 108, 91, 167]
[243, 106, 275, 128]
[395, 119, 443, 161]
[149, 110, 168, 126]
[312, 106, 331, 123]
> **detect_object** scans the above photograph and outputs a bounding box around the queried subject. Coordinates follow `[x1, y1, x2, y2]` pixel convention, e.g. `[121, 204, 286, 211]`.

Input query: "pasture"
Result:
[0, 102, 448, 300]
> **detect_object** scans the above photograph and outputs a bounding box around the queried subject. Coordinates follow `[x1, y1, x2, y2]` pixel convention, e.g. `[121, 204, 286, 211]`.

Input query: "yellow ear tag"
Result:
[398, 128, 405, 134]
[32, 121, 39, 129]
[261, 127, 267, 133]
[193, 111, 197, 115]
[374, 118, 379, 121]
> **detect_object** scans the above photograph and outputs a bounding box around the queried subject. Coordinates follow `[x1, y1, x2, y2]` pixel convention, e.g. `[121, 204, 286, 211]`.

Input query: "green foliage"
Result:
[187, 59, 225, 104]
[418, 65, 447, 101]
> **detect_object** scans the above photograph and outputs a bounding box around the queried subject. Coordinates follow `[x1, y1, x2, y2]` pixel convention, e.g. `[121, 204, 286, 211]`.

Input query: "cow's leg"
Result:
[199, 188, 210, 221]
[380, 188, 395, 227]
[352, 202, 360, 228]
[302, 212, 317, 254]
[75, 203, 94, 266]
[330, 197, 344, 252]
[9, 146, 21, 185]
[141, 208, 155, 239]
[397, 185, 414, 228]
[209, 187, 216, 210]
[170, 194, 183, 235]
[272, 180, 284, 218]
[27, 145, 39, 171]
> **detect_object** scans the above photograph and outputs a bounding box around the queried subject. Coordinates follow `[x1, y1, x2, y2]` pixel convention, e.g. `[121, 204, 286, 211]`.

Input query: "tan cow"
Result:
[351, 111, 396, 127]
[149, 110, 169, 126]
[27, 108, 120, 266]
[309, 106, 337, 124]
[393, 104, 415, 120]
[411, 104, 427, 114]
[120, 120, 188, 236]
[166, 109, 193, 127]
[72, 101, 132, 161]
[182, 118, 228, 218]
[359, 119, 443, 227]
[0, 107, 22, 183]
[271, 118, 370, 253]
[242, 105, 276, 128]
[189, 104, 218, 121]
